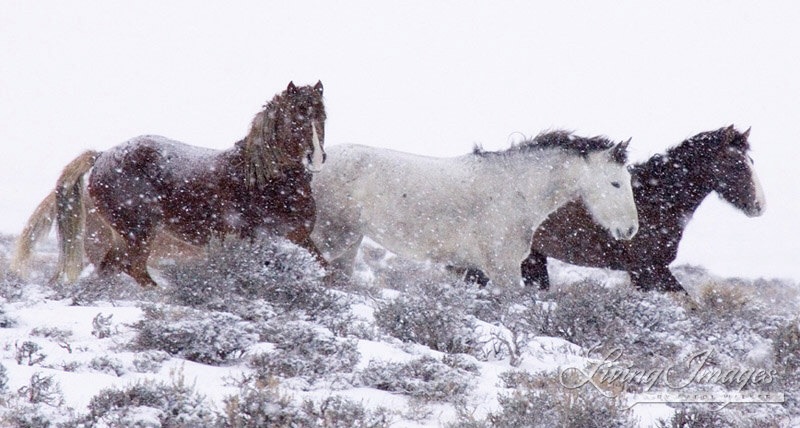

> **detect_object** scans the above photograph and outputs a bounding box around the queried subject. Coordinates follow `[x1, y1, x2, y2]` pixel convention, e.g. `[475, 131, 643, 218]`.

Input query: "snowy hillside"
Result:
[0, 233, 797, 427]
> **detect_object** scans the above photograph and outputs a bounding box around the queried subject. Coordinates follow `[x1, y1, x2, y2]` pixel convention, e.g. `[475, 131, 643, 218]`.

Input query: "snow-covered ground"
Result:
[0, 234, 797, 427]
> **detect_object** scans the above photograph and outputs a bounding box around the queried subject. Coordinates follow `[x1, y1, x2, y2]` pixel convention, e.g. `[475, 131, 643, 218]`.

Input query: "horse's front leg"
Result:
[629, 265, 685, 293]
[521, 251, 550, 290]
[482, 263, 524, 289]
[286, 229, 329, 268]
[478, 229, 532, 289]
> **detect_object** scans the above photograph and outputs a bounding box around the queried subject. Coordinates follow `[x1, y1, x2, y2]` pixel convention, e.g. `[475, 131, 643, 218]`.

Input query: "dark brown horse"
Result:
[520, 125, 765, 292]
[16, 81, 326, 287]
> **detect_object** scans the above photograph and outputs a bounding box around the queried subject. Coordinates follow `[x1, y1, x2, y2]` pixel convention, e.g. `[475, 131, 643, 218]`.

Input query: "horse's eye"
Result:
[611, 181, 621, 188]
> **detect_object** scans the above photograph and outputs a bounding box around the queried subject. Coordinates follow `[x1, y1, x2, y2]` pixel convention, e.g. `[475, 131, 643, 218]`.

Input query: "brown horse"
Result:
[13, 81, 326, 287]
[520, 125, 765, 292]
[457, 126, 765, 292]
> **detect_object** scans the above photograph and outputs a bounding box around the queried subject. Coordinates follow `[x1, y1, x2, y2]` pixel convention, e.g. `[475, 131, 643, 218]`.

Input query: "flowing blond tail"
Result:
[51, 150, 100, 283]
[10, 192, 57, 278]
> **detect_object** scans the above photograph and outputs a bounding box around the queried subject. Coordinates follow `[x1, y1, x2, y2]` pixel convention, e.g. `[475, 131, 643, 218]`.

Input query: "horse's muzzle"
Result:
[613, 225, 638, 240]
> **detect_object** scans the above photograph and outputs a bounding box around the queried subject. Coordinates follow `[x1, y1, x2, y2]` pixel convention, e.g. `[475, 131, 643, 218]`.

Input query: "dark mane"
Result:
[472, 130, 626, 164]
[638, 125, 749, 176]
[667, 125, 748, 163]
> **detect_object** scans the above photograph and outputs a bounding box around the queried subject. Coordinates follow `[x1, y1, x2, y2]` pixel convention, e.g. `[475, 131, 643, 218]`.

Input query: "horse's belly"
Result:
[360, 210, 475, 266]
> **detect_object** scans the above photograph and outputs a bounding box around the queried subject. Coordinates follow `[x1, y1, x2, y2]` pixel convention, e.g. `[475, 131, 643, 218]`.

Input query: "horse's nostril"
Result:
[628, 226, 635, 236]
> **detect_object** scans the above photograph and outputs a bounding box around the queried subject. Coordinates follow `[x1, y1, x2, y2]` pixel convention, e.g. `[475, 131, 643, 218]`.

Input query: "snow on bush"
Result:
[250, 321, 360, 385]
[0, 301, 16, 328]
[163, 237, 351, 333]
[81, 372, 215, 427]
[488, 386, 636, 428]
[373, 280, 478, 354]
[299, 395, 393, 428]
[131, 350, 171, 374]
[131, 304, 258, 365]
[0, 363, 8, 398]
[88, 355, 126, 377]
[358, 355, 475, 403]
[220, 378, 310, 427]
[221, 378, 394, 427]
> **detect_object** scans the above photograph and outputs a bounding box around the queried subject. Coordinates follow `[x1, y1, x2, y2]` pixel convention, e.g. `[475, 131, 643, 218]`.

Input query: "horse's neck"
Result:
[495, 152, 582, 227]
[635, 153, 716, 222]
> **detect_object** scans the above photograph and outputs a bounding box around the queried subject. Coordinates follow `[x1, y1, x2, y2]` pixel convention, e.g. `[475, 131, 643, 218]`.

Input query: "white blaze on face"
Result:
[748, 160, 767, 216]
[307, 122, 325, 173]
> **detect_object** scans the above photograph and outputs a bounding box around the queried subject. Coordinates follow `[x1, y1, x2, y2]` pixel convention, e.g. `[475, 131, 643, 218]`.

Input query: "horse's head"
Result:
[277, 81, 327, 173]
[244, 82, 327, 187]
[710, 125, 766, 217]
[578, 139, 639, 240]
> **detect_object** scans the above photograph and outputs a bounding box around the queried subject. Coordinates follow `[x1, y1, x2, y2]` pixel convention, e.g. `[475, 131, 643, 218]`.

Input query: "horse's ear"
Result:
[721, 124, 736, 145]
[742, 126, 751, 139]
[287, 81, 298, 94]
[314, 80, 323, 95]
[610, 138, 630, 164]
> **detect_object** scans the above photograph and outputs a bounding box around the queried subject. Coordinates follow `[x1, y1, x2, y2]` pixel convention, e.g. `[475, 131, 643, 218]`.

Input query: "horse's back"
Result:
[312, 144, 494, 266]
[89, 136, 230, 239]
[93, 136, 218, 179]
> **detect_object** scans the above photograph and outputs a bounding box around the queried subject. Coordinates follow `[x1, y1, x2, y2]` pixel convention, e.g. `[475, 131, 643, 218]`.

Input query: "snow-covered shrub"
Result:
[91, 312, 114, 339]
[131, 304, 258, 365]
[0, 301, 16, 328]
[772, 318, 800, 419]
[88, 355, 126, 377]
[0, 363, 7, 397]
[655, 406, 738, 428]
[1, 405, 54, 428]
[15, 340, 46, 366]
[373, 281, 478, 354]
[250, 321, 360, 384]
[163, 237, 350, 332]
[442, 353, 481, 375]
[83, 375, 214, 427]
[30, 326, 73, 342]
[299, 395, 393, 428]
[221, 380, 393, 428]
[521, 280, 693, 356]
[483, 385, 636, 428]
[18, 372, 63, 407]
[698, 281, 751, 314]
[657, 406, 785, 428]
[773, 318, 800, 371]
[59, 274, 146, 305]
[220, 378, 309, 427]
[1, 371, 70, 428]
[358, 355, 474, 402]
[131, 350, 171, 374]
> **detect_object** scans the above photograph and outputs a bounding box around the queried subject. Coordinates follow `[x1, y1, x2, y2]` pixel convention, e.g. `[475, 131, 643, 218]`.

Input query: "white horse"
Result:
[311, 131, 639, 288]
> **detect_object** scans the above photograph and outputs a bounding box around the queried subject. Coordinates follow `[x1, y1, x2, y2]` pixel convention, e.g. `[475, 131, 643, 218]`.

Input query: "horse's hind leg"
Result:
[521, 251, 550, 290]
[124, 238, 157, 287]
[98, 234, 157, 287]
[446, 266, 490, 286]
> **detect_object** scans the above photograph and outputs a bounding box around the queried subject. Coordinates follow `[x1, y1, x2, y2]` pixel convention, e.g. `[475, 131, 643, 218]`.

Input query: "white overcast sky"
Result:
[1, 1, 798, 280]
